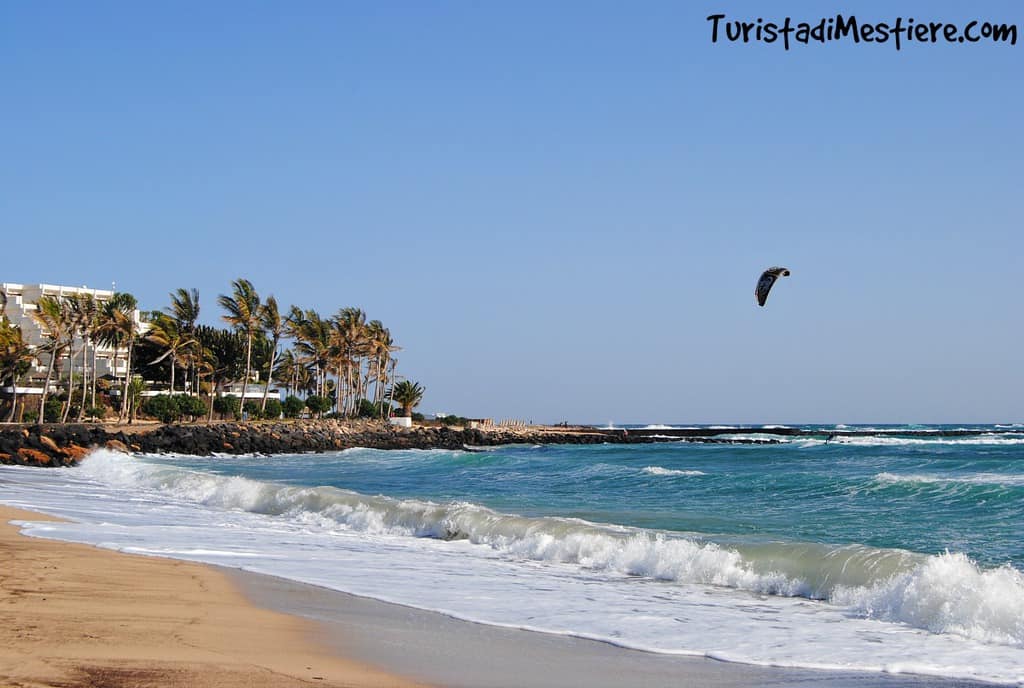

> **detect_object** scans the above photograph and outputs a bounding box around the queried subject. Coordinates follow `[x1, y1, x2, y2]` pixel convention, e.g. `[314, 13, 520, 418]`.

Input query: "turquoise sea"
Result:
[2, 424, 1023, 684]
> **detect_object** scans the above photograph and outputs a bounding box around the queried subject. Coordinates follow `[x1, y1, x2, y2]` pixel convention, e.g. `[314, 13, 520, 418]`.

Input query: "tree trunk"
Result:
[109, 343, 120, 418]
[38, 346, 57, 422]
[386, 361, 396, 419]
[243, 331, 253, 410]
[208, 379, 218, 422]
[260, 343, 277, 412]
[5, 388, 17, 422]
[61, 345, 75, 423]
[77, 338, 89, 421]
[90, 339, 98, 408]
[5, 365, 20, 422]
[372, 354, 381, 407]
[120, 339, 134, 423]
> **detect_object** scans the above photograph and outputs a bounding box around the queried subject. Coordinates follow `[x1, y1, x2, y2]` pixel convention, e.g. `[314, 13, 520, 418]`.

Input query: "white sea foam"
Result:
[833, 552, 1024, 647]
[831, 435, 1024, 447]
[709, 433, 784, 443]
[875, 472, 1024, 487]
[642, 424, 673, 429]
[642, 466, 706, 477]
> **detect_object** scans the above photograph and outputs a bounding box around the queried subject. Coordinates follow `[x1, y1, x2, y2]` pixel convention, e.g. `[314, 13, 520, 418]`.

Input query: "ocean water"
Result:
[2, 425, 1023, 684]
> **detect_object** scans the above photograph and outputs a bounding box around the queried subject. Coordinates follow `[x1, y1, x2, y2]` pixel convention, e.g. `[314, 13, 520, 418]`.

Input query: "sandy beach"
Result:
[0, 505, 423, 688]
[2, 503, 992, 688]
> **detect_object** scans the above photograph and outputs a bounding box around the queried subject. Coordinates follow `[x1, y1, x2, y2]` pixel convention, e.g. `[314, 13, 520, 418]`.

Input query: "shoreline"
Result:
[3, 505, 1000, 688]
[0, 505, 424, 688]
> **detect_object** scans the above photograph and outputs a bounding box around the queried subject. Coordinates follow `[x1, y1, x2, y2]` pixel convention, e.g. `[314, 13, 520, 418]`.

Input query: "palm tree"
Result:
[366, 321, 401, 415]
[388, 380, 425, 418]
[258, 295, 284, 412]
[287, 307, 331, 399]
[146, 313, 197, 395]
[126, 376, 145, 424]
[167, 287, 200, 332]
[271, 348, 303, 397]
[218, 279, 261, 406]
[0, 318, 33, 422]
[93, 293, 140, 423]
[68, 293, 98, 421]
[330, 308, 368, 416]
[30, 296, 73, 422]
[166, 288, 200, 394]
[195, 325, 246, 421]
[95, 296, 129, 412]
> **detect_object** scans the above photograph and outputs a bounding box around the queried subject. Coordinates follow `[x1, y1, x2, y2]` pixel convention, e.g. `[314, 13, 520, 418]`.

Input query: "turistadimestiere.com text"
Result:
[707, 14, 1018, 51]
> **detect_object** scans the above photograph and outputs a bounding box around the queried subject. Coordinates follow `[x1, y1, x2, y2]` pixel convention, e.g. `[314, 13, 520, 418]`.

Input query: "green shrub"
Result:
[263, 398, 283, 419]
[305, 395, 331, 417]
[85, 405, 107, 420]
[439, 415, 470, 426]
[282, 395, 305, 419]
[22, 409, 39, 423]
[355, 398, 391, 418]
[243, 400, 262, 420]
[176, 395, 207, 421]
[44, 398, 63, 423]
[213, 395, 241, 420]
[144, 394, 180, 424]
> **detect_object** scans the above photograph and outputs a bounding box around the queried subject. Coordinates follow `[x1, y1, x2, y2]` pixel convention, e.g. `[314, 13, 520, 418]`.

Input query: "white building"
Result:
[1, 282, 145, 385]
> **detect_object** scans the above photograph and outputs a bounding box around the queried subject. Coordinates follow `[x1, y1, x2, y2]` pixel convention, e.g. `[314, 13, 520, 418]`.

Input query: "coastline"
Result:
[0, 505, 424, 688]
[2, 506, 1000, 688]
[0, 420, 617, 467]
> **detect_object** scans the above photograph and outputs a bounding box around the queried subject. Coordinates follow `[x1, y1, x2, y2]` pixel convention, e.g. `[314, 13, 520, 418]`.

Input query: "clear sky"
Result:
[2, 1, 1021, 424]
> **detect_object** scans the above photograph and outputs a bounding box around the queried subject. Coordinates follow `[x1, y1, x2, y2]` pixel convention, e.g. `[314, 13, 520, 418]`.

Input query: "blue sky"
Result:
[2, 1, 1021, 423]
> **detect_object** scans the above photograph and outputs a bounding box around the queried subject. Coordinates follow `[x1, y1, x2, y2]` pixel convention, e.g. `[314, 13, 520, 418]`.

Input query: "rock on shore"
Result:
[0, 421, 618, 467]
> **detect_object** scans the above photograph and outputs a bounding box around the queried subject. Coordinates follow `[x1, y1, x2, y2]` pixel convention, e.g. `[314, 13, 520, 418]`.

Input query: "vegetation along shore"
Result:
[1, 279, 421, 426]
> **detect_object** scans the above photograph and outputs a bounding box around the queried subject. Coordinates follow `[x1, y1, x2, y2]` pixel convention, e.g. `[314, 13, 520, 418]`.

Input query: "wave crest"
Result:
[833, 552, 1024, 646]
[78, 449, 1024, 646]
[642, 466, 706, 477]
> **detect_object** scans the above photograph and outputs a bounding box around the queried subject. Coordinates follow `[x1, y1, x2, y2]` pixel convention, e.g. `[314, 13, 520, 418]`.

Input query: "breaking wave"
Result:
[875, 472, 1024, 488]
[833, 553, 1024, 647]
[642, 466, 706, 477]
[79, 449, 1024, 648]
[828, 435, 1024, 447]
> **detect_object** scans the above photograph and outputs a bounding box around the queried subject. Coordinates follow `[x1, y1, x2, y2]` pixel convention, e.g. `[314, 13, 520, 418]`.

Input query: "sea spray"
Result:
[834, 552, 1024, 646]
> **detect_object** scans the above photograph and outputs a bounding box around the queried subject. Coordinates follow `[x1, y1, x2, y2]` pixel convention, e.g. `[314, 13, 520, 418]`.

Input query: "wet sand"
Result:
[0, 505, 423, 688]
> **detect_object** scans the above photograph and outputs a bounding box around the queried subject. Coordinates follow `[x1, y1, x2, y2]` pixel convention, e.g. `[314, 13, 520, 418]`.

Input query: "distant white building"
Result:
[1, 282, 145, 388]
[221, 382, 278, 400]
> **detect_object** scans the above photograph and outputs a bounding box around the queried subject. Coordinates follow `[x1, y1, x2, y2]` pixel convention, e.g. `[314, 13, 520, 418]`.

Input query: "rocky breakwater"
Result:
[0, 421, 633, 466]
[0, 424, 102, 467]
